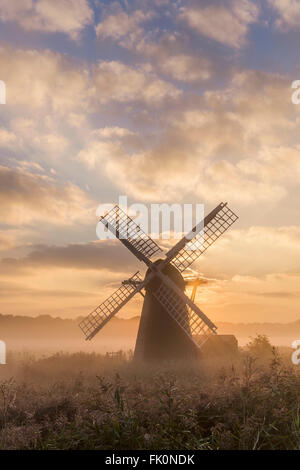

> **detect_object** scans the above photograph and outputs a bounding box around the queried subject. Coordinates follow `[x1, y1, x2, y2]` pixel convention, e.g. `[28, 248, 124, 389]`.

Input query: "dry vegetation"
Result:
[0, 336, 299, 450]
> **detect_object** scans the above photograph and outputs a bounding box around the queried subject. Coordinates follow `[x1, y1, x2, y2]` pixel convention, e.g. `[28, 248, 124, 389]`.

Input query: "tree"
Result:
[245, 334, 274, 360]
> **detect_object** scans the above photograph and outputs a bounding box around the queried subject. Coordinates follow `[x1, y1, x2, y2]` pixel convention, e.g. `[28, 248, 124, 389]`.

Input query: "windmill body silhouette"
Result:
[79, 202, 238, 360]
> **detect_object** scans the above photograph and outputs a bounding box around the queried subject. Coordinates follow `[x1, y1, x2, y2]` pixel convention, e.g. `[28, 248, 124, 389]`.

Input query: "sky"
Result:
[0, 0, 300, 324]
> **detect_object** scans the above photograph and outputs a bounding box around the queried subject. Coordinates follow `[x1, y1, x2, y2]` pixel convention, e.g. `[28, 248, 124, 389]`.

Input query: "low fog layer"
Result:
[0, 314, 299, 355]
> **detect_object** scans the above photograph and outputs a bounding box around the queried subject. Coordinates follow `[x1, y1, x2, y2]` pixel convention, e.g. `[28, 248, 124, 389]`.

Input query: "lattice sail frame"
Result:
[170, 204, 238, 272]
[153, 272, 217, 348]
[101, 205, 162, 262]
[79, 272, 143, 340]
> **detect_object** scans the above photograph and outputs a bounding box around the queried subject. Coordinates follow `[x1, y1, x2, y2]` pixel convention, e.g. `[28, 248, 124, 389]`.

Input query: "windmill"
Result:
[79, 202, 238, 361]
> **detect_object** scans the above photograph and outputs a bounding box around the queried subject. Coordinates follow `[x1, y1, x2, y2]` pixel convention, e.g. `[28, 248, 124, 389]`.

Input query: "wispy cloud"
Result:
[0, 0, 93, 39]
[179, 0, 259, 48]
[0, 165, 95, 225]
[268, 0, 300, 31]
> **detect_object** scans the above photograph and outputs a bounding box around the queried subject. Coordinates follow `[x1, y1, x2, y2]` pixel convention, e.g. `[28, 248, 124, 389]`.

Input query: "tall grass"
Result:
[0, 341, 299, 450]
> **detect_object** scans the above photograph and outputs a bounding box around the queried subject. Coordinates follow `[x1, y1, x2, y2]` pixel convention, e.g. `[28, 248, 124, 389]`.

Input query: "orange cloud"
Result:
[0, 165, 95, 225]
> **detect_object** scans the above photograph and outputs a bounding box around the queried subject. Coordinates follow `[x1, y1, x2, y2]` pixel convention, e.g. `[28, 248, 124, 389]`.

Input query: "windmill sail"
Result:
[100, 205, 162, 265]
[79, 201, 237, 357]
[153, 271, 217, 349]
[166, 203, 238, 272]
[79, 271, 143, 340]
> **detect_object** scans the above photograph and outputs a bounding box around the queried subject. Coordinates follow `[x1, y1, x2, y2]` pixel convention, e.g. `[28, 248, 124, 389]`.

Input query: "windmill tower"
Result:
[79, 202, 238, 360]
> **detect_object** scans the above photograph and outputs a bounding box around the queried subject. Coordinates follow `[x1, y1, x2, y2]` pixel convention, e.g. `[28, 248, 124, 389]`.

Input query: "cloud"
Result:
[0, 165, 95, 225]
[93, 127, 136, 139]
[0, 227, 38, 253]
[0, 128, 17, 149]
[0, 231, 16, 250]
[9, 117, 70, 157]
[91, 60, 181, 104]
[268, 0, 300, 30]
[134, 32, 214, 83]
[77, 139, 124, 169]
[158, 53, 212, 82]
[185, 225, 300, 322]
[0, 43, 181, 118]
[200, 160, 286, 204]
[179, 0, 259, 48]
[96, 9, 152, 44]
[1, 240, 139, 273]
[0, 45, 88, 113]
[204, 271, 300, 323]
[0, 239, 142, 317]
[194, 226, 300, 279]
[256, 291, 297, 298]
[1, 225, 300, 322]
[78, 69, 299, 205]
[96, 6, 215, 84]
[11, 216, 300, 282]
[0, 0, 93, 39]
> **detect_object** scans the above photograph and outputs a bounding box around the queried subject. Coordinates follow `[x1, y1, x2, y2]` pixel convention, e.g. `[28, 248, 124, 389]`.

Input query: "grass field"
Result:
[0, 337, 299, 450]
